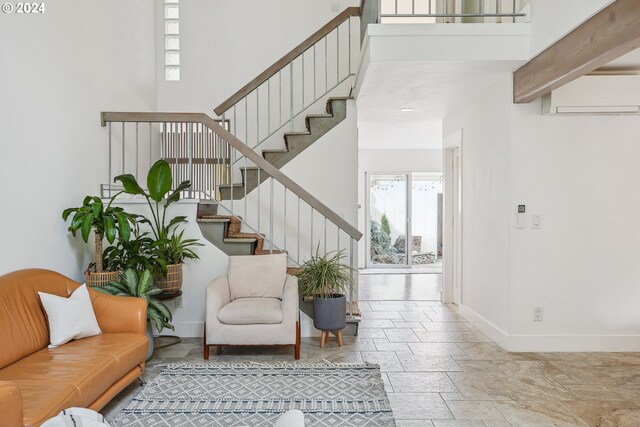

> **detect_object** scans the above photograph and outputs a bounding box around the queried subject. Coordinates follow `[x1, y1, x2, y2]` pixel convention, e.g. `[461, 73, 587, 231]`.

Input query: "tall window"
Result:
[164, 0, 180, 81]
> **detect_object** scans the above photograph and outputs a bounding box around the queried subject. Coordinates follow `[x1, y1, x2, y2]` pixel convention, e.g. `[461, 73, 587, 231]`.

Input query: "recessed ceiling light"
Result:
[400, 108, 414, 112]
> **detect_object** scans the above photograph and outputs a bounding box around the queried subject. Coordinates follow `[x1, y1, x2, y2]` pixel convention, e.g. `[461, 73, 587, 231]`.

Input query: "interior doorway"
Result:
[365, 172, 443, 271]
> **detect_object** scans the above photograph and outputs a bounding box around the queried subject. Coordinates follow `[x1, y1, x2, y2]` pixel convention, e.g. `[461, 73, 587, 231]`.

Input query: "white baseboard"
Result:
[459, 305, 640, 352]
[458, 304, 510, 349]
[508, 334, 640, 352]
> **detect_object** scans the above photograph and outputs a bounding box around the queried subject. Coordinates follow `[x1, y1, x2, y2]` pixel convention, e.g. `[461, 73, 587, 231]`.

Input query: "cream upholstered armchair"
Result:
[204, 253, 300, 359]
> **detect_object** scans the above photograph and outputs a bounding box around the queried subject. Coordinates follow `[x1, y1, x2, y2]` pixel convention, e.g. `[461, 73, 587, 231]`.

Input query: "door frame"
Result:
[444, 130, 463, 305]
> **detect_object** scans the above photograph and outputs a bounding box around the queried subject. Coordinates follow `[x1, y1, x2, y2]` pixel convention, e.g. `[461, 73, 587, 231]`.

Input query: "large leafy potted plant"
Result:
[102, 229, 167, 277]
[95, 268, 173, 361]
[297, 246, 355, 333]
[113, 159, 199, 293]
[62, 195, 137, 286]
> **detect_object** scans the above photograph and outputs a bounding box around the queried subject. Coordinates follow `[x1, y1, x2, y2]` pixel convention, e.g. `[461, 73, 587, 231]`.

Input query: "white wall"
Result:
[443, 71, 640, 351]
[520, 0, 612, 56]
[0, 1, 157, 278]
[508, 100, 640, 351]
[442, 74, 513, 341]
[156, 0, 359, 113]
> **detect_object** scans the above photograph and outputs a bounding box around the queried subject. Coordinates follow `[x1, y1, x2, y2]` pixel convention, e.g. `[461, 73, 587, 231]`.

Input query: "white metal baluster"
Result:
[108, 122, 112, 198]
[302, 53, 305, 109]
[348, 18, 351, 75]
[395, 0, 398, 15]
[244, 154, 248, 220]
[324, 217, 327, 255]
[284, 188, 287, 253]
[148, 122, 152, 174]
[203, 124, 208, 195]
[268, 79, 271, 136]
[279, 70, 282, 127]
[121, 122, 125, 175]
[256, 89, 260, 148]
[257, 167, 261, 231]
[188, 122, 193, 198]
[289, 63, 294, 131]
[297, 196, 301, 264]
[337, 226, 340, 253]
[310, 206, 314, 256]
[325, 36, 328, 93]
[336, 26, 340, 84]
[349, 237, 354, 317]
[270, 177, 274, 253]
[512, 0, 516, 22]
[245, 97, 249, 146]
[135, 123, 139, 180]
[313, 44, 317, 101]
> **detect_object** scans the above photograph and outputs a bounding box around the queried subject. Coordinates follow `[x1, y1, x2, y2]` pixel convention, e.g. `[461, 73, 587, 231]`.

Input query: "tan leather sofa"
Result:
[0, 269, 148, 427]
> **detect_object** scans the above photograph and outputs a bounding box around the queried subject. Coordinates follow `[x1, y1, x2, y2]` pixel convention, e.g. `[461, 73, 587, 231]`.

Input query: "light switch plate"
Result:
[532, 214, 542, 229]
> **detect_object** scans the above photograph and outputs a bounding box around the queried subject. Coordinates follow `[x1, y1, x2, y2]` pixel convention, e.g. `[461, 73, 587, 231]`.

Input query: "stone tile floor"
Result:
[103, 276, 640, 426]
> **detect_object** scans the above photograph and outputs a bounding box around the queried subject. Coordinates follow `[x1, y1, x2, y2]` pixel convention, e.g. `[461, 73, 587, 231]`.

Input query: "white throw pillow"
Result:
[38, 284, 102, 348]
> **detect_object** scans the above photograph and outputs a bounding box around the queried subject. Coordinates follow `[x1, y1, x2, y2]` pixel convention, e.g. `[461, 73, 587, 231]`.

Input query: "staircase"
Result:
[100, 6, 365, 330]
[219, 98, 348, 200]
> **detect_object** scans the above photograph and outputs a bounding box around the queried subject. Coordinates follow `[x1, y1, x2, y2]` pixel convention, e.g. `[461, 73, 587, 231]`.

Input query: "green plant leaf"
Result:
[149, 298, 172, 322]
[115, 212, 131, 241]
[165, 180, 192, 206]
[62, 208, 76, 221]
[147, 160, 172, 202]
[80, 214, 94, 243]
[104, 216, 116, 244]
[138, 269, 152, 295]
[122, 269, 138, 296]
[114, 174, 145, 196]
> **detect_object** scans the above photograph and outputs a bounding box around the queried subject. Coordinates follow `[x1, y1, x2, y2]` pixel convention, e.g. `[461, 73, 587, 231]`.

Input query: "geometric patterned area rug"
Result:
[113, 362, 396, 426]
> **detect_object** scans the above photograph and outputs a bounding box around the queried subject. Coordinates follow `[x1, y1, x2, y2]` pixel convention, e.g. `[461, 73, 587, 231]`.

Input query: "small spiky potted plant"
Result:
[95, 268, 173, 361]
[297, 246, 355, 334]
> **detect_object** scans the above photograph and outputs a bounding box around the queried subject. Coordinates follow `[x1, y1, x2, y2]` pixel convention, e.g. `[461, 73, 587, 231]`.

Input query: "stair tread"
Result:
[262, 148, 289, 154]
[224, 237, 257, 243]
[197, 218, 230, 223]
[306, 113, 333, 119]
[328, 96, 353, 101]
[284, 131, 311, 136]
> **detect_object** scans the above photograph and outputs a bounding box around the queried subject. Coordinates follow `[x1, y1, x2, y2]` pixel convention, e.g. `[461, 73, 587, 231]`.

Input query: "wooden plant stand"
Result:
[320, 330, 343, 348]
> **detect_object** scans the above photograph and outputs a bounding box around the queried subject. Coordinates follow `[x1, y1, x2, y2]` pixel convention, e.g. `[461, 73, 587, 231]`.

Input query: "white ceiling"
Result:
[358, 120, 443, 150]
[356, 60, 525, 122]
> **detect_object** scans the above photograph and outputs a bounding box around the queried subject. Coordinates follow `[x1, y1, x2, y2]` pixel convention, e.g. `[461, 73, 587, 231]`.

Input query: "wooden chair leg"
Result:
[295, 321, 301, 360]
[203, 323, 209, 360]
[337, 330, 343, 347]
[320, 331, 326, 348]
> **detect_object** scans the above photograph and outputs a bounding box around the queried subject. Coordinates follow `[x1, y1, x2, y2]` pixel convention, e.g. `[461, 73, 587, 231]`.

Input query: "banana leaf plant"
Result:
[62, 195, 138, 273]
[95, 268, 173, 332]
[113, 160, 195, 270]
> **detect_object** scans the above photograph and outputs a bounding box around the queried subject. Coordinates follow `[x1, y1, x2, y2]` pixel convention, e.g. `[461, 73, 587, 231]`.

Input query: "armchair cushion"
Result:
[218, 298, 283, 325]
[228, 254, 287, 300]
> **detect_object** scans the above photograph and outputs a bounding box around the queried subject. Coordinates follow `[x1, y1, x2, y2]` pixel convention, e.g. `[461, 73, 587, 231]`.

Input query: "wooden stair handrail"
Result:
[101, 111, 363, 241]
[213, 7, 361, 116]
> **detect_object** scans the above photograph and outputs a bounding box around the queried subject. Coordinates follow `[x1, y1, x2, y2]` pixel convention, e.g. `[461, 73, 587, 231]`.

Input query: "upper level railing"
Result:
[361, 0, 525, 27]
[213, 7, 360, 154]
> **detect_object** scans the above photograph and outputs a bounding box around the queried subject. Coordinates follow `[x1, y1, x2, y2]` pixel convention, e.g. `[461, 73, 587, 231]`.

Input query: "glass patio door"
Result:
[367, 172, 443, 268]
[368, 174, 409, 267]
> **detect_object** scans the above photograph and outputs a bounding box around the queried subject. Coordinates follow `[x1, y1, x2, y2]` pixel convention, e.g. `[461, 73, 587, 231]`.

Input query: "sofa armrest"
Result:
[89, 289, 147, 335]
[281, 275, 299, 328]
[205, 276, 231, 331]
[0, 380, 22, 427]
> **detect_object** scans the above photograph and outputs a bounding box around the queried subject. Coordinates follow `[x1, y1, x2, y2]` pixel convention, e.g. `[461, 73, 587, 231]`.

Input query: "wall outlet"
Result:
[533, 307, 543, 321]
[331, 2, 341, 13]
[175, 296, 183, 309]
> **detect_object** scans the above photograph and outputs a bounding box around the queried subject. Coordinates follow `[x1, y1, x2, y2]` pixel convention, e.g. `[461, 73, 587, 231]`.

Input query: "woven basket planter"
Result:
[156, 263, 183, 294]
[85, 270, 120, 287]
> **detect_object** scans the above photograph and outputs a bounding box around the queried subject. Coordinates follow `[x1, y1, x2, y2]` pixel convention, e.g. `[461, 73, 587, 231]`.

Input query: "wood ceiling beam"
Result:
[513, 0, 640, 104]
